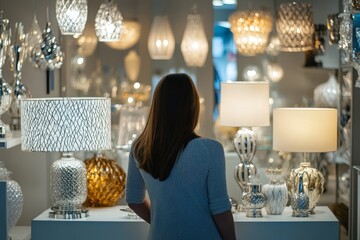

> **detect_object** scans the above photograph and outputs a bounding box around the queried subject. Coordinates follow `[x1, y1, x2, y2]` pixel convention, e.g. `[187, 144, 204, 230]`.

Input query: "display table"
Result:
[32, 205, 339, 240]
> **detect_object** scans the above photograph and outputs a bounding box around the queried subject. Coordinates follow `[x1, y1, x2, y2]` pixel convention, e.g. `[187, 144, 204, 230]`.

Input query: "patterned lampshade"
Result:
[105, 20, 141, 50]
[181, 9, 209, 67]
[20, 97, 112, 152]
[95, 0, 123, 42]
[56, 0, 88, 35]
[148, 16, 175, 60]
[229, 10, 273, 56]
[277, 2, 314, 52]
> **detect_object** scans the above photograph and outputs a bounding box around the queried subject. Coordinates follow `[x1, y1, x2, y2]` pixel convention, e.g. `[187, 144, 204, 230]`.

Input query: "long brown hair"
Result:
[132, 73, 200, 181]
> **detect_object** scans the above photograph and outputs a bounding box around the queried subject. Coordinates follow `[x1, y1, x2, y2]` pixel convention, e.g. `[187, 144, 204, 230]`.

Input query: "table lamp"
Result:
[21, 97, 111, 219]
[273, 108, 337, 215]
[220, 81, 270, 192]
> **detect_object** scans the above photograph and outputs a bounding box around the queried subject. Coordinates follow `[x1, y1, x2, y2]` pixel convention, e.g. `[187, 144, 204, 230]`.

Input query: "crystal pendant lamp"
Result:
[21, 98, 112, 219]
[277, 2, 314, 52]
[220, 82, 270, 192]
[273, 108, 338, 214]
[95, 0, 123, 42]
[56, 0, 88, 35]
[229, 10, 273, 56]
[148, 16, 175, 60]
[181, 7, 209, 67]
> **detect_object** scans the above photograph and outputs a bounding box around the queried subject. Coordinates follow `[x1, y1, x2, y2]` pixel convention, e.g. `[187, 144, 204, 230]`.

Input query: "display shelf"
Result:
[31, 205, 339, 240]
[0, 131, 21, 149]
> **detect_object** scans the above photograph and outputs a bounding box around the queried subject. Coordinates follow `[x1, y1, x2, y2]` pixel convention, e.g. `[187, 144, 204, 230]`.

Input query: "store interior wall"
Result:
[0, 0, 345, 227]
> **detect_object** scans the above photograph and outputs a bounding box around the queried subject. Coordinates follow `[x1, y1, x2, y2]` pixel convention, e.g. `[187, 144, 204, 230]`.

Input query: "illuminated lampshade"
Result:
[266, 62, 284, 82]
[229, 10, 273, 56]
[95, 0, 123, 42]
[242, 65, 261, 81]
[124, 50, 141, 82]
[148, 16, 175, 60]
[273, 108, 337, 153]
[105, 20, 141, 50]
[83, 154, 126, 207]
[277, 2, 314, 52]
[181, 9, 209, 67]
[76, 23, 98, 57]
[56, 0, 88, 35]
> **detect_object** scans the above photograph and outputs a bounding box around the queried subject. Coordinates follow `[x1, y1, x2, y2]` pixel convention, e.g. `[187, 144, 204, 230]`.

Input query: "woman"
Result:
[126, 73, 236, 240]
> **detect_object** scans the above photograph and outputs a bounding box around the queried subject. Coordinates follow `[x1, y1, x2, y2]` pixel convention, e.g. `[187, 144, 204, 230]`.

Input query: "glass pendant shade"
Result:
[76, 23, 98, 57]
[229, 10, 273, 56]
[83, 154, 126, 207]
[267, 62, 284, 82]
[95, 0, 123, 42]
[56, 0, 88, 35]
[21, 98, 112, 218]
[124, 50, 141, 82]
[148, 16, 175, 60]
[277, 2, 314, 52]
[105, 20, 141, 50]
[181, 10, 209, 67]
[27, 15, 42, 53]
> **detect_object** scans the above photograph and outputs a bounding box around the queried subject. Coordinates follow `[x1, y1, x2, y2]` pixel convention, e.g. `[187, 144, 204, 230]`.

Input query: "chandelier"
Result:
[229, 10, 273, 56]
[56, 0, 88, 35]
[181, 8, 209, 67]
[95, 0, 123, 42]
[277, 2, 314, 52]
[105, 20, 141, 50]
[148, 16, 175, 60]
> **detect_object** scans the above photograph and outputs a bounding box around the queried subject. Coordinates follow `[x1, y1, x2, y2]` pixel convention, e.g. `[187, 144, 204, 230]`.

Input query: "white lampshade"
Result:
[273, 108, 338, 152]
[148, 16, 175, 60]
[56, 0, 88, 35]
[21, 97, 112, 152]
[95, 0, 123, 42]
[181, 9, 209, 67]
[105, 20, 141, 50]
[124, 50, 141, 82]
[220, 81, 270, 127]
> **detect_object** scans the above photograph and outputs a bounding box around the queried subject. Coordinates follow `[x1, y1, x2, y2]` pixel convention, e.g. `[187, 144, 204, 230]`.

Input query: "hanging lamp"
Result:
[277, 2, 314, 52]
[105, 20, 141, 50]
[56, 0, 88, 35]
[181, 7, 209, 67]
[148, 16, 175, 60]
[95, 0, 123, 42]
[229, 10, 273, 56]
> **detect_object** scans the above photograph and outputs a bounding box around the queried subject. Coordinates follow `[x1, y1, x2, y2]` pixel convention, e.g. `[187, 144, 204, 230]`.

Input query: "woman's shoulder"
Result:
[189, 137, 224, 151]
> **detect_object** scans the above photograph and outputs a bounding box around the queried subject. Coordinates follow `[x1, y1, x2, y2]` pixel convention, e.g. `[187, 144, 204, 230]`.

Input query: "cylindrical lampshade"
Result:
[56, 0, 88, 35]
[21, 97, 112, 152]
[277, 2, 314, 52]
[219, 82, 270, 127]
[273, 108, 338, 152]
[148, 16, 175, 60]
[181, 10, 209, 67]
[105, 20, 141, 50]
[229, 10, 273, 56]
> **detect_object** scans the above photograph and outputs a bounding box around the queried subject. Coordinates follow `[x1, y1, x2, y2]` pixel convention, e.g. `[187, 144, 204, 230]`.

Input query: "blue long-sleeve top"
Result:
[126, 138, 231, 240]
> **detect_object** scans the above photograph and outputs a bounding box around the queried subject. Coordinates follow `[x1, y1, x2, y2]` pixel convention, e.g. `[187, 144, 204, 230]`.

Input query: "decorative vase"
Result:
[83, 153, 126, 207]
[0, 162, 24, 232]
[313, 72, 340, 108]
[291, 173, 309, 217]
[288, 161, 324, 214]
[242, 182, 267, 217]
[262, 168, 288, 215]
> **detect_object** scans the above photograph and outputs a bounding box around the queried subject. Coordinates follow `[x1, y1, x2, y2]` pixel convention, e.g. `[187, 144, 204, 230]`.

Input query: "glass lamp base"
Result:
[49, 206, 89, 219]
[246, 209, 263, 218]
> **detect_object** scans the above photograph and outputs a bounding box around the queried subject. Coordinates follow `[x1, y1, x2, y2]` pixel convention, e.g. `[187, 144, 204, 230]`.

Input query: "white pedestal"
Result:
[32, 206, 339, 240]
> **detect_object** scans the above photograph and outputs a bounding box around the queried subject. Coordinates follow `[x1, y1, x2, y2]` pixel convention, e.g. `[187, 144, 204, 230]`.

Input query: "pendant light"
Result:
[56, 0, 88, 35]
[148, 16, 175, 60]
[229, 10, 273, 56]
[95, 0, 123, 42]
[105, 20, 141, 50]
[277, 2, 314, 52]
[181, 7, 209, 67]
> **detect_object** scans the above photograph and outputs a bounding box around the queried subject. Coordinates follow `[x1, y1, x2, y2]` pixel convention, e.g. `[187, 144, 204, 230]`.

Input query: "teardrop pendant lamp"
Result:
[56, 0, 88, 35]
[181, 7, 209, 67]
[148, 16, 175, 60]
[95, 0, 123, 42]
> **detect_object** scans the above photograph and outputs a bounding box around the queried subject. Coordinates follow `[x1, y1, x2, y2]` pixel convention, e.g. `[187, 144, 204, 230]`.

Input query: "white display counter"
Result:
[31, 206, 339, 240]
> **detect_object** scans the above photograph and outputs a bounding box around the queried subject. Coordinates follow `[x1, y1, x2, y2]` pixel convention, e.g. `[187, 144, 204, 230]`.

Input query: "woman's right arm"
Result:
[213, 210, 236, 240]
[128, 199, 151, 223]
